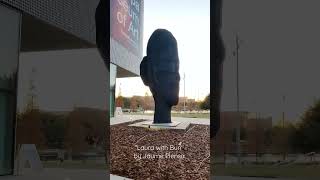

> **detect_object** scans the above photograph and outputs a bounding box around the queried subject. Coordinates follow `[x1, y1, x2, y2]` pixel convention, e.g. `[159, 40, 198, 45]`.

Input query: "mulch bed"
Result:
[111, 120, 210, 180]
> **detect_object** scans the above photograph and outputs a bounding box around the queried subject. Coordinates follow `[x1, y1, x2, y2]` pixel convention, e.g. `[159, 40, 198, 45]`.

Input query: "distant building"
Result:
[214, 111, 273, 154]
[118, 96, 201, 112]
[172, 97, 200, 111]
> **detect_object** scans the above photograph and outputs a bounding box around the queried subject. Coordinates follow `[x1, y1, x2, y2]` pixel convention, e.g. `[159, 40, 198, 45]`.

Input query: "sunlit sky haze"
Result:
[115, 0, 210, 101]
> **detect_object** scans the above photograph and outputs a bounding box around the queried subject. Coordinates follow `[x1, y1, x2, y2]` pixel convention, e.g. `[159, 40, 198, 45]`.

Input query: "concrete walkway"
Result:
[0, 169, 133, 180]
[0, 169, 301, 180]
[213, 176, 300, 180]
[0, 169, 107, 180]
[111, 114, 209, 125]
[0, 173, 301, 180]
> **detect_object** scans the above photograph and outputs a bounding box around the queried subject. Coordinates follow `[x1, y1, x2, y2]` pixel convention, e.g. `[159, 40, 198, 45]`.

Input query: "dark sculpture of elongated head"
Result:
[140, 29, 180, 123]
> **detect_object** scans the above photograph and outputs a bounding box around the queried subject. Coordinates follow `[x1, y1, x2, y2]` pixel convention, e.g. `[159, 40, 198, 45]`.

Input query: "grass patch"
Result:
[124, 112, 210, 119]
[214, 164, 320, 179]
[171, 113, 210, 119]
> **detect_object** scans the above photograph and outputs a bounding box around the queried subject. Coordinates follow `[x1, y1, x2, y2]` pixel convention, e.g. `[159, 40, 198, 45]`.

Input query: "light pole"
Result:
[282, 95, 285, 128]
[233, 34, 243, 164]
[282, 95, 286, 161]
[183, 72, 186, 112]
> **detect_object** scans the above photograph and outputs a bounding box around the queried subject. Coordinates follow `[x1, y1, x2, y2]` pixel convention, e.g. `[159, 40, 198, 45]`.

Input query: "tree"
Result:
[264, 129, 273, 148]
[122, 97, 131, 109]
[130, 96, 144, 111]
[41, 112, 67, 149]
[130, 97, 138, 110]
[65, 107, 106, 153]
[143, 95, 154, 110]
[270, 125, 290, 154]
[200, 93, 210, 110]
[115, 96, 124, 107]
[16, 109, 46, 150]
[291, 99, 320, 153]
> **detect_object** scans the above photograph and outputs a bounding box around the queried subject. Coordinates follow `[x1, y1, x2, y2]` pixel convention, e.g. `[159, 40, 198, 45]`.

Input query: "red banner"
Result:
[111, 0, 143, 56]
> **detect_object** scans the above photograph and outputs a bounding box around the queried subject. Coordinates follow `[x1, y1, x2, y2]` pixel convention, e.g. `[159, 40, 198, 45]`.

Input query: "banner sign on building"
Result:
[111, 0, 143, 57]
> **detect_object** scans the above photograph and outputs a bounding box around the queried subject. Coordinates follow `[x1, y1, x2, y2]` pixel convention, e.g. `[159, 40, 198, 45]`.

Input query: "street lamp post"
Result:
[282, 95, 286, 161]
[282, 95, 285, 128]
[234, 34, 242, 164]
[183, 73, 186, 112]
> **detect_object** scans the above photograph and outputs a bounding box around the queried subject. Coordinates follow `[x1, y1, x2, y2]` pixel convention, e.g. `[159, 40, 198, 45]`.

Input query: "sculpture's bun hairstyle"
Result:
[140, 56, 151, 86]
[140, 29, 179, 87]
[147, 29, 178, 59]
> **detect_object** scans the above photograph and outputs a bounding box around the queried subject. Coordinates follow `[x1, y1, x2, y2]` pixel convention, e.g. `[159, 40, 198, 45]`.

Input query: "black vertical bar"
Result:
[212, 0, 225, 138]
[95, 0, 110, 179]
[236, 34, 241, 164]
[11, 6, 22, 176]
[212, 0, 225, 178]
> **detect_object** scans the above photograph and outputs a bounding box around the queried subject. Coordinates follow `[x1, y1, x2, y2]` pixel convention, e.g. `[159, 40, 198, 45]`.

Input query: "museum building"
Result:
[0, 0, 143, 175]
[110, 0, 144, 117]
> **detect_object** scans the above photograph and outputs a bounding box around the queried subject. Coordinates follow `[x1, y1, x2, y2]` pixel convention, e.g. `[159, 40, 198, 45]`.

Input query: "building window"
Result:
[110, 63, 117, 117]
[0, 3, 21, 175]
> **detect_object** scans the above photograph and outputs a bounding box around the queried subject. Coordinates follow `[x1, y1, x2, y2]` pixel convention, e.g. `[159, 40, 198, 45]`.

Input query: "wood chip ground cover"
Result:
[111, 120, 210, 179]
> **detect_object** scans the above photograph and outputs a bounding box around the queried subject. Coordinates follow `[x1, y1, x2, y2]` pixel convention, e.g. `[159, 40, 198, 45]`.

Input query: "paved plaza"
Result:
[111, 114, 210, 125]
[0, 172, 297, 180]
[0, 169, 107, 180]
[213, 177, 298, 180]
[0, 169, 134, 180]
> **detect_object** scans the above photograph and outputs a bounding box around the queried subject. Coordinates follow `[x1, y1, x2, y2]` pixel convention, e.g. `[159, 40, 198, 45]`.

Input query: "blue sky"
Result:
[116, 0, 211, 101]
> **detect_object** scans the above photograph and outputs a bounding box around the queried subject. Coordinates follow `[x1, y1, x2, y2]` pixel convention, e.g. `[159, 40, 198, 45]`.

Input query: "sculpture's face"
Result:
[152, 55, 180, 106]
